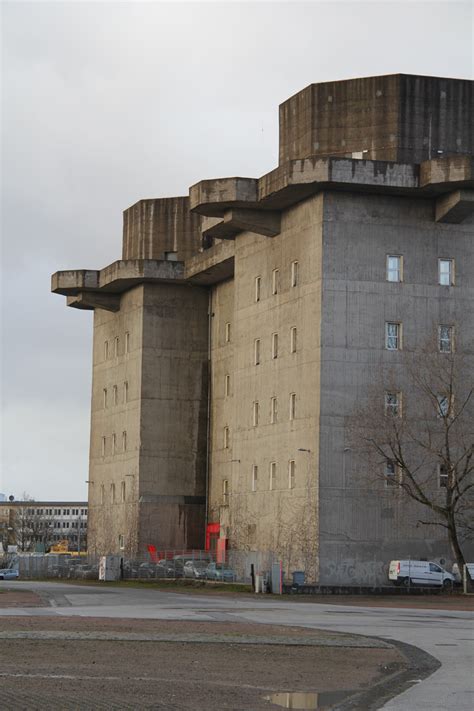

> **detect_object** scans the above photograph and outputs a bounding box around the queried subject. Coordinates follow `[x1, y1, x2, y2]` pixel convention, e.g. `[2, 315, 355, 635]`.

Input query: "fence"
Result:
[13, 550, 280, 587]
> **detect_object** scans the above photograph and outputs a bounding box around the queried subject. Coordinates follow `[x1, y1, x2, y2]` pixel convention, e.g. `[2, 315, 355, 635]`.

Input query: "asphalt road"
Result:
[1, 581, 473, 710]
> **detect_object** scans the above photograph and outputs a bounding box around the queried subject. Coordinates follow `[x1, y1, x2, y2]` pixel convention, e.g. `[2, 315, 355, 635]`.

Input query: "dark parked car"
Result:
[205, 563, 236, 582]
[0, 568, 19, 580]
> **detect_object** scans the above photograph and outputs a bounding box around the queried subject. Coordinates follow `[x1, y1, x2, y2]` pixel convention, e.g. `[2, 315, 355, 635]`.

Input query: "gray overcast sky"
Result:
[1, 0, 473, 501]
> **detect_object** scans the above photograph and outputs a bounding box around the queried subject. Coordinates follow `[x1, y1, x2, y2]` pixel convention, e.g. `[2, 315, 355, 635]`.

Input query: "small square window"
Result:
[271, 396, 278, 424]
[385, 322, 401, 350]
[272, 269, 280, 295]
[225, 374, 231, 397]
[223, 426, 230, 449]
[385, 392, 401, 417]
[254, 338, 261, 365]
[253, 401, 259, 427]
[439, 259, 454, 286]
[225, 322, 231, 343]
[438, 325, 453, 353]
[290, 326, 297, 353]
[272, 333, 278, 359]
[291, 261, 299, 287]
[255, 276, 261, 303]
[289, 393, 296, 421]
[386, 255, 402, 282]
[288, 460, 296, 489]
[252, 465, 258, 492]
[269, 461, 276, 490]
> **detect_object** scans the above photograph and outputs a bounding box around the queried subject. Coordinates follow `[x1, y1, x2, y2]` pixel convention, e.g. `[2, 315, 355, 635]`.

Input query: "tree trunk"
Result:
[447, 513, 466, 577]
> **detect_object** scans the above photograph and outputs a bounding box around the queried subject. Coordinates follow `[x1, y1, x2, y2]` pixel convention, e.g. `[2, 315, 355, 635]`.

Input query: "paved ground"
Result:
[1, 581, 473, 710]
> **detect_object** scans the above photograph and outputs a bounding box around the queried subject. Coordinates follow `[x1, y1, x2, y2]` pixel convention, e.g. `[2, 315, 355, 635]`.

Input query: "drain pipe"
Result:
[204, 288, 212, 540]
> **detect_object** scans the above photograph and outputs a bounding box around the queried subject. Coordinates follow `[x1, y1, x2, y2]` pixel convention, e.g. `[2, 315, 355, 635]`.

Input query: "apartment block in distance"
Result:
[52, 74, 474, 583]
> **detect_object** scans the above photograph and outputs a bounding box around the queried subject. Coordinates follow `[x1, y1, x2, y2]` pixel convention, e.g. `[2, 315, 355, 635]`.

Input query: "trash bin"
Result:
[292, 571, 305, 586]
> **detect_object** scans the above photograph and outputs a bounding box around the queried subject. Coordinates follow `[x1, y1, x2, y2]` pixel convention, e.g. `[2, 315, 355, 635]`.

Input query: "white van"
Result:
[388, 560, 455, 588]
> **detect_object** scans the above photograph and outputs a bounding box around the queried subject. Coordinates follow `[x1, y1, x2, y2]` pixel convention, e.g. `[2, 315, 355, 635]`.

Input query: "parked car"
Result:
[0, 568, 19, 580]
[388, 560, 455, 588]
[159, 559, 185, 578]
[205, 562, 236, 582]
[138, 562, 167, 579]
[183, 560, 209, 579]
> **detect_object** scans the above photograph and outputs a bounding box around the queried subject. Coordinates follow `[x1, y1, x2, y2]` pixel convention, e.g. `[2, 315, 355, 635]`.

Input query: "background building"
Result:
[0, 501, 88, 553]
[52, 74, 473, 582]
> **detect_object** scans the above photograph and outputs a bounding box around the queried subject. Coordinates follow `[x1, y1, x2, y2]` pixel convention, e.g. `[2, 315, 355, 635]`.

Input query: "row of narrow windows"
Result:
[385, 461, 453, 490]
[103, 382, 128, 408]
[386, 256, 455, 285]
[221, 459, 298, 500]
[384, 391, 452, 418]
[254, 261, 299, 302]
[385, 324, 455, 352]
[101, 432, 128, 456]
[222, 393, 297, 447]
[100, 481, 127, 504]
[103, 332, 130, 361]
[26, 508, 86, 516]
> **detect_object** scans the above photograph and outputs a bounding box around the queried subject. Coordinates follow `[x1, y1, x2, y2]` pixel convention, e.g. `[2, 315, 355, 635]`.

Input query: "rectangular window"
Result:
[271, 396, 278, 424]
[164, 251, 178, 261]
[386, 255, 402, 282]
[385, 392, 401, 417]
[254, 338, 261, 365]
[255, 276, 261, 302]
[100, 485, 105, 505]
[290, 326, 297, 353]
[438, 325, 453, 353]
[253, 401, 259, 427]
[110, 483, 116, 504]
[223, 426, 230, 449]
[385, 460, 398, 487]
[439, 465, 448, 488]
[291, 260, 299, 287]
[124, 381, 128, 403]
[439, 259, 454, 286]
[112, 433, 116, 455]
[113, 385, 118, 406]
[114, 337, 119, 357]
[224, 374, 230, 397]
[119, 534, 125, 550]
[272, 332, 278, 359]
[436, 394, 451, 418]
[385, 322, 401, 350]
[103, 388, 107, 409]
[121, 481, 126, 503]
[225, 322, 231, 343]
[269, 461, 276, 490]
[288, 460, 296, 489]
[252, 465, 258, 492]
[122, 431, 127, 452]
[125, 332, 130, 353]
[272, 269, 280, 295]
[222, 479, 229, 504]
[289, 392, 296, 421]
[104, 341, 108, 360]
[101, 436, 106, 457]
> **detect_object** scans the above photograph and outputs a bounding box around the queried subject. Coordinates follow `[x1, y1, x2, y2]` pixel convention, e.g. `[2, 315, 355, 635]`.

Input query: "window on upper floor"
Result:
[122, 431, 127, 452]
[253, 401, 259, 427]
[288, 460, 296, 489]
[164, 251, 178, 261]
[289, 392, 296, 421]
[386, 255, 403, 282]
[222, 479, 229, 504]
[225, 322, 231, 343]
[103, 388, 107, 409]
[439, 325, 454, 353]
[114, 337, 119, 358]
[223, 426, 230, 449]
[121, 481, 126, 503]
[272, 269, 280, 295]
[112, 433, 116, 455]
[269, 461, 277, 490]
[124, 381, 129, 403]
[439, 259, 454, 286]
[225, 374, 230, 397]
[125, 332, 130, 353]
[254, 338, 261, 365]
[439, 464, 449, 488]
[100, 485, 105, 505]
[255, 276, 261, 303]
[385, 392, 401, 417]
[291, 260, 299, 287]
[251, 465, 258, 492]
[289, 330, 297, 359]
[104, 341, 109, 360]
[385, 322, 402, 350]
[436, 394, 453, 419]
[110, 483, 116, 504]
[113, 385, 118, 406]
[271, 396, 278, 424]
[272, 332, 278, 359]
[119, 534, 125, 550]
[385, 459, 399, 487]
[101, 436, 106, 457]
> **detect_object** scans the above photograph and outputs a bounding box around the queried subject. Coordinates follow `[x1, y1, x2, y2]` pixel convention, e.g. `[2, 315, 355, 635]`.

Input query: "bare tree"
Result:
[350, 342, 473, 574]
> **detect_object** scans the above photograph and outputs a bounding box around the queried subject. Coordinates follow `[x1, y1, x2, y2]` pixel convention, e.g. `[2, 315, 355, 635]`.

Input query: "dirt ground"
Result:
[0, 616, 406, 710]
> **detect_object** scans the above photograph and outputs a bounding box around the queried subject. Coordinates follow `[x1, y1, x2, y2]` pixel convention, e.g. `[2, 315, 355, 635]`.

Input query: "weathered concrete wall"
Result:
[279, 75, 473, 165]
[318, 191, 474, 584]
[122, 196, 202, 262]
[208, 194, 324, 581]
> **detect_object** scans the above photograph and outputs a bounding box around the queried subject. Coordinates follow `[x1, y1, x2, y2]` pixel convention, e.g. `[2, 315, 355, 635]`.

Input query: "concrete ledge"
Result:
[435, 189, 474, 223]
[67, 292, 121, 312]
[51, 269, 99, 295]
[185, 240, 235, 285]
[202, 208, 281, 240]
[189, 177, 259, 216]
[420, 154, 474, 189]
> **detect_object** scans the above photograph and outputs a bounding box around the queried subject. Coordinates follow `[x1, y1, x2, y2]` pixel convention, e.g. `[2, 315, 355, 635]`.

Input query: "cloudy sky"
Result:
[1, 0, 473, 501]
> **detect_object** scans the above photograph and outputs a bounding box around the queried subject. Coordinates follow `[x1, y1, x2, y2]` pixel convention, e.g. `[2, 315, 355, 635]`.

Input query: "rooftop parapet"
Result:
[279, 74, 473, 166]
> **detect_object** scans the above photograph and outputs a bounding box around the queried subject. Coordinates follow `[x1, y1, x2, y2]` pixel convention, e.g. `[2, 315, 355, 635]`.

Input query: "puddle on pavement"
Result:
[263, 690, 355, 709]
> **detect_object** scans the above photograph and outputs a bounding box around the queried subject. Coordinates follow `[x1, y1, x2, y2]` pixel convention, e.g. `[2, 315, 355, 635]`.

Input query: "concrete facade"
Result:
[53, 74, 473, 581]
